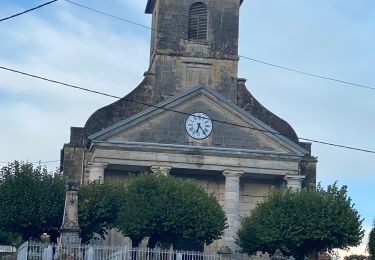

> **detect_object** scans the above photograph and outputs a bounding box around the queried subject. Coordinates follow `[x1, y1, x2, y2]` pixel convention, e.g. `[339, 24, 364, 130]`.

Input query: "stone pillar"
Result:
[87, 162, 108, 182]
[219, 170, 244, 254]
[284, 175, 305, 191]
[59, 181, 80, 244]
[151, 166, 172, 176]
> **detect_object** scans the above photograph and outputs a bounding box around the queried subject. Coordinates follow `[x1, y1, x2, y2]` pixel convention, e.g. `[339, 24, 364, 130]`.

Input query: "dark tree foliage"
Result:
[0, 229, 19, 245]
[78, 180, 126, 243]
[344, 255, 370, 260]
[237, 183, 364, 260]
[369, 223, 375, 258]
[0, 161, 65, 243]
[116, 173, 227, 250]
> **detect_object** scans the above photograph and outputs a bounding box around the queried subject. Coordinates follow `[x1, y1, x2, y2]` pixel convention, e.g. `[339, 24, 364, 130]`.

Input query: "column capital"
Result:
[87, 162, 108, 169]
[223, 170, 244, 179]
[284, 175, 305, 191]
[87, 162, 108, 182]
[284, 175, 305, 181]
[151, 166, 172, 176]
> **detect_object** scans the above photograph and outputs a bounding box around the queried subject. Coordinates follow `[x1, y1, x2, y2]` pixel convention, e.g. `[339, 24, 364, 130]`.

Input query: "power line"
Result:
[0, 160, 60, 164]
[239, 56, 375, 91]
[1, 65, 374, 155]
[64, 0, 194, 41]
[64, 0, 152, 31]
[0, 0, 58, 22]
[0, 66, 119, 99]
[63, 0, 375, 92]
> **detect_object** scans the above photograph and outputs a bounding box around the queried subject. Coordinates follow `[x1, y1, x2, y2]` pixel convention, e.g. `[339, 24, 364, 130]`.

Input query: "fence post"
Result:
[16, 241, 28, 260]
[86, 246, 94, 260]
[42, 245, 53, 260]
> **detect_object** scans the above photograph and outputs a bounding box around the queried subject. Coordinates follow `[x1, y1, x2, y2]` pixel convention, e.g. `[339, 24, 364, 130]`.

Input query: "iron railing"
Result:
[19, 243, 225, 260]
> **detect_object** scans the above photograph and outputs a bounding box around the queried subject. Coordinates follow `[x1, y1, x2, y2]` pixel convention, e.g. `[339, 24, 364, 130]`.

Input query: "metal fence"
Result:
[18, 243, 224, 260]
[17, 241, 28, 260]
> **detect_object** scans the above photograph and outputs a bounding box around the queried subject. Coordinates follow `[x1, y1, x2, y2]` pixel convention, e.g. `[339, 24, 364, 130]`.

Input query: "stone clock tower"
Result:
[146, 0, 243, 103]
[61, 0, 317, 254]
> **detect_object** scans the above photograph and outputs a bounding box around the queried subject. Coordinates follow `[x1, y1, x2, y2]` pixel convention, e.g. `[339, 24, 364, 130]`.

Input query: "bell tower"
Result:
[145, 0, 245, 103]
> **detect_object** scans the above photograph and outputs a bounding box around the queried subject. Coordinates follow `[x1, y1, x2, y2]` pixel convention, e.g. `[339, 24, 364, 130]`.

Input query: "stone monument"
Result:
[59, 181, 81, 245]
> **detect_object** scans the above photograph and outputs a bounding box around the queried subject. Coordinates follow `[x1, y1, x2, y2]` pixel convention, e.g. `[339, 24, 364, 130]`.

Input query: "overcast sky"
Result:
[0, 0, 374, 256]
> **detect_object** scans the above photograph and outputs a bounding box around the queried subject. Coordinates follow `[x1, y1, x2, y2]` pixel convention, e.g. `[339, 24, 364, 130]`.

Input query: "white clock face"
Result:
[185, 112, 213, 140]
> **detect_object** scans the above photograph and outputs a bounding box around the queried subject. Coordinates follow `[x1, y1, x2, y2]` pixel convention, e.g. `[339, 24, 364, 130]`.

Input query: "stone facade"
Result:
[61, 0, 317, 254]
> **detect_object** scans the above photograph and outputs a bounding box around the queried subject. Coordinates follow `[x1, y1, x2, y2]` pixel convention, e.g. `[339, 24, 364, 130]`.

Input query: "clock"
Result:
[185, 112, 213, 140]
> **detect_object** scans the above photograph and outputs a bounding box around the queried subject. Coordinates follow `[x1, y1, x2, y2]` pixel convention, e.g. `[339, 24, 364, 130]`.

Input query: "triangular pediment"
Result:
[89, 86, 307, 156]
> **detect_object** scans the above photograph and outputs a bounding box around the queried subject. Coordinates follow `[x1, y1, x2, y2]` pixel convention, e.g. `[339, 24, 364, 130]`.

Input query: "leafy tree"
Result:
[0, 161, 65, 242]
[0, 229, 19, 245]
[78, 180, 125, 243]
[237, 183, 364, 260]
[344, 255, 369, 260]
[117, 173, 227, 250]
[369, 223, 375, 258]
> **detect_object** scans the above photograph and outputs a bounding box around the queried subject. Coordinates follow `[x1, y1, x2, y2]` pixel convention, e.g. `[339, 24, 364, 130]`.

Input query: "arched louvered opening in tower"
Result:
[188, 2, 208, 42]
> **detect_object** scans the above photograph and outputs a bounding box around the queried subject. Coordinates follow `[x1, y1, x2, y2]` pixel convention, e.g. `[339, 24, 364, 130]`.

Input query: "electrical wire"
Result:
[64, 0, 375, 92]
[0, 160, 60, 164]
[239, 56, 375, 91]
[1, 65, 374, 155]
[0, 0, 58, 22]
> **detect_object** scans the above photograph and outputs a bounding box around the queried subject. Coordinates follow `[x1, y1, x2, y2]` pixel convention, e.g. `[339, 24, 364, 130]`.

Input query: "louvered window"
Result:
[188, 2, 208, 42]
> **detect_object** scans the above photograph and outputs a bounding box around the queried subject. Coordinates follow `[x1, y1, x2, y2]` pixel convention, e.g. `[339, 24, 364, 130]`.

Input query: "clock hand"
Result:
[195, 123, 200, 134]
[198, 124, 206, 135]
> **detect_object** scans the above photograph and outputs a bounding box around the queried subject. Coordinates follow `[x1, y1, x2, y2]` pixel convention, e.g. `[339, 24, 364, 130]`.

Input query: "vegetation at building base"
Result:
[0, 229, 20, 245]
[78, 180, 125, 243]
[344, 255, 370, 260]
[0, 162, 226, 250]
[237, 183, 364, 260]
[369, 221, 375, 258]
[116, 173, 227, 250]
[0, 161, 65, 243]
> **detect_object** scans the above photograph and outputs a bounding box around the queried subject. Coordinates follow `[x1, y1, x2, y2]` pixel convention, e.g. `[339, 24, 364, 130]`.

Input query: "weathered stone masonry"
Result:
[61, 0, 317, 252]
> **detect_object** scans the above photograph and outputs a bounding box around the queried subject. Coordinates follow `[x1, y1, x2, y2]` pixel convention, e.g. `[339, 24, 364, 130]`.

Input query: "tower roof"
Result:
[145, 0, 244, 14]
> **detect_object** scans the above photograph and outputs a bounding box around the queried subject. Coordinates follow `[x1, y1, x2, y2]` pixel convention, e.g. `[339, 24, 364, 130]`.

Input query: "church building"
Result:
[61, 0, 317, 253]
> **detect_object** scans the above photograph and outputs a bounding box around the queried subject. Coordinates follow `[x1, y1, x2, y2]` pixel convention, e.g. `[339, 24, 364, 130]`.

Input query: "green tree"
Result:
[0, 229, 20, 245]
[0, 161, 65, 242]
[344, 255, 369, 260]
[237, 183, 364, 260]
[117, 173, 227, 250]
[369, 222, 375, 258]
[78, 180, 125, 243]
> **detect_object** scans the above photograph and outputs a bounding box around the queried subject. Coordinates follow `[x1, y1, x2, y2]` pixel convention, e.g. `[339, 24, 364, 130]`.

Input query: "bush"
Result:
[237, 183, 364, 260]
[117, 173, 227, 250]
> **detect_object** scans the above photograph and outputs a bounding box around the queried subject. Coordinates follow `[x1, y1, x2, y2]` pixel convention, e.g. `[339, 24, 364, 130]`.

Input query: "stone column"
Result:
[219, 170, 244, 254]
[284, 175, 305, 191]
[151, 166, 172, 176]
[59, 181, 80, 244]
[87, 162, 108, 182]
